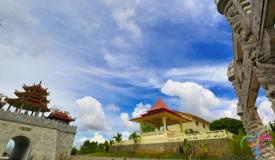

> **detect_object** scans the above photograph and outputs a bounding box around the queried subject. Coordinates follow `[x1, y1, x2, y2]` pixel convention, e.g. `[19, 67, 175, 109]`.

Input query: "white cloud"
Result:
[132, 102, 151, 118]
[258, 100, 275, 125]
[160, 79, 241, 121]
[76, 96, 110, 131]
[80, 132, 106, 144]
[90, 132, 106, 144]
[112, 8, 142, 39]
[105, 103, 120, 112]
[121, 131, 131, 141]
[219, 100, 239, 120]
[120, 113, 138, 131]
[161, 80, 221, 119]
[165, 64, 229, 85]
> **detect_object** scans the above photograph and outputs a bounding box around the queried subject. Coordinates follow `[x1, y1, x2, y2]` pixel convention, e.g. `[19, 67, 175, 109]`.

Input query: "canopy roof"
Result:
[5, 81, 50, 112]
[23, 81, 49, 96]
[131, 98, 191, 125]
[5, 98, 50, 112]
[48, 111, 75, 123]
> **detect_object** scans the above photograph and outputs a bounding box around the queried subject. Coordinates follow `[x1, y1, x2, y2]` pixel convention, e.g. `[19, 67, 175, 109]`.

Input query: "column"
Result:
[140, 122, 144, 134]
[7, 105, 12, 111]
[179, 121, 183, 132]
[162, 117, 167, 132]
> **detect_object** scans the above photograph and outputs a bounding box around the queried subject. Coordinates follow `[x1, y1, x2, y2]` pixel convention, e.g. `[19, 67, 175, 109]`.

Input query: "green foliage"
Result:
[71, 146, 78, 155]
[180, 139, 194, 160]
[113, 133, 122, 143]
[270, 121, 275, 132]
[141, 123, 155, 133]
[109, 139, 114, 146]
[198, 144, 208, 159]
[78, 140, 104, 154]
[210, 117, 244, 134]
[227, 130, 253, 158]
[129, 132, 140, 144]
[103, 140, 110, 152]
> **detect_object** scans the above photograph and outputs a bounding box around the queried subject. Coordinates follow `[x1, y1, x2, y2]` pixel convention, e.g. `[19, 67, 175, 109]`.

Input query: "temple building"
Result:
[48, 110, 75, 124]
[3, 81, 75, 124]
[116, 98, 232, 145]
[131, 98, 210, 134]
[5, 81, 50, 116]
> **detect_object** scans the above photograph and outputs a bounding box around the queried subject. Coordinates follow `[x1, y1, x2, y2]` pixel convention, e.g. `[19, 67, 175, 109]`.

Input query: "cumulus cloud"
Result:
[258, 100, 275, 125]
[161, 79, 221, 119]
[121, 131, 131, 140]
[132, 102, 151, 118]
[120, 113, 139, 131]
[105, 103, 120, 112]
[76, 96, 110, 131]
[80, 132, 106, 144]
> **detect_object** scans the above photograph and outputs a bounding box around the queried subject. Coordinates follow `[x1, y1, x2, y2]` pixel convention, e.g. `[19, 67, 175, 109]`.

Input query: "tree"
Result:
[270, 121, 275, 132]
[109, 139, 114, 146]
[129, 132, 140, 144]
[228, 130, 253, 158]
[141, 123, 155, 133]
[78, 140, 104, 154]
[113, 133, 122, 144]
[103, 140, 110, 152]
[71, 147, 78, 155]
[210, 117, 244, 134]
[181, 139, 194, 160]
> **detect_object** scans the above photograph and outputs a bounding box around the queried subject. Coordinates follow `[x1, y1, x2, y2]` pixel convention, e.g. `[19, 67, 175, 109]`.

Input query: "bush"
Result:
[228, 130, 253, 158]
[71, 147, 78, 155]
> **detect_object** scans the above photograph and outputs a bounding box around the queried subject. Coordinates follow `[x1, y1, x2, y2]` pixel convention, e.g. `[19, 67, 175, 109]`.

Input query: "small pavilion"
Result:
[131, 98, 191, 133]
[5, 81, 50, 116]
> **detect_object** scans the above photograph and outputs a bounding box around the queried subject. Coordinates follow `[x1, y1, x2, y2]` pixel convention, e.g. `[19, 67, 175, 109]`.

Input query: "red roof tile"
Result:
[147, 98, 170, 112]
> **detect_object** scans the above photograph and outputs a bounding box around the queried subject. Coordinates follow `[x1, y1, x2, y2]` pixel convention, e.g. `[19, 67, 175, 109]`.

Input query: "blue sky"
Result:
[0, 0, 274, 147]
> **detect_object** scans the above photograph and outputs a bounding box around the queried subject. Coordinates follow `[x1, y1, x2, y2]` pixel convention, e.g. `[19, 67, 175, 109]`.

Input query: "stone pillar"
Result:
[179, 121, 183, 132]
[162, 117, 167, 132]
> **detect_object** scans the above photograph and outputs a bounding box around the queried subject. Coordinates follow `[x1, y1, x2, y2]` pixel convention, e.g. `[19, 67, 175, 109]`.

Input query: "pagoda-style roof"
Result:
[15, 91, 50, 103]
[5, 81, 50, 112]
[131, 98, 191, 125]
[48, 110, 75, 123]
[23, 81, 49, 96]
[5, 98, 50, 112]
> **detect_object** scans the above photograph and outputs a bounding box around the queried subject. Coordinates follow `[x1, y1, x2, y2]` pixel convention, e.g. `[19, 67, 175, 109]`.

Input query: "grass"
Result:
[79, 152, 219, 160]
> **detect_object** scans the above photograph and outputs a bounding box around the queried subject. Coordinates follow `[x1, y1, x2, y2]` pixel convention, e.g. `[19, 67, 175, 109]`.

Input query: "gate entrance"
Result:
[2, 136, 30, 160]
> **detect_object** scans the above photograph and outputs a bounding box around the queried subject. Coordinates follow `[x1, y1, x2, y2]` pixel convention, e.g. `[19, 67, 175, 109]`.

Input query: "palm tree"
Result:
[129, 132, 140, 144]
[113, 133, 122, 144]
[103, 140, 109, 152]
[109, 139, 114, 146]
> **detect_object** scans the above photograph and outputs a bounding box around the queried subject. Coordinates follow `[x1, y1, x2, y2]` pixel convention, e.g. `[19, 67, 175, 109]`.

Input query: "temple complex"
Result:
[0, 82, 76, 160]
[117, 98, 232, 146]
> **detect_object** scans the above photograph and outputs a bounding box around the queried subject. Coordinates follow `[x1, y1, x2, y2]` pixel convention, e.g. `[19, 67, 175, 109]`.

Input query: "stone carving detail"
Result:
[217, 0, 275, 159]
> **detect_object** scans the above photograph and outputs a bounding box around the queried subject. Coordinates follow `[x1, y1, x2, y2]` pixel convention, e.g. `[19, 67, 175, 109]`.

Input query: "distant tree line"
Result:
[71, 132, 140, 155]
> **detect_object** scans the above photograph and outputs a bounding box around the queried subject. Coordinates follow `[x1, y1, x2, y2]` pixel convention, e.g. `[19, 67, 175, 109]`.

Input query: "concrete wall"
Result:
[0, 109, 76, 160]
[169, 121, 210, 133]
[110, 138, 231, 158]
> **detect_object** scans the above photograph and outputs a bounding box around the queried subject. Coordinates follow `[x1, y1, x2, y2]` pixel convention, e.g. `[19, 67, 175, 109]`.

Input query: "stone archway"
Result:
[2, 136, 30, 160]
